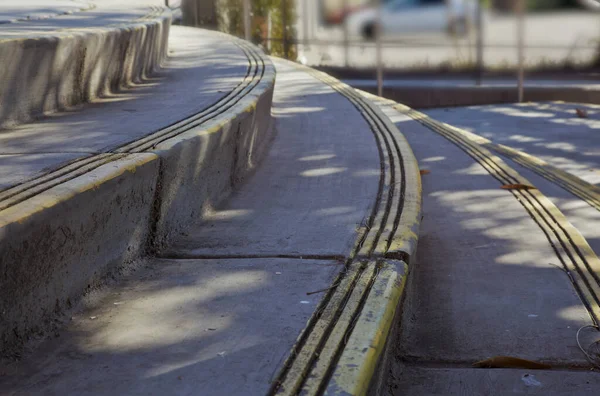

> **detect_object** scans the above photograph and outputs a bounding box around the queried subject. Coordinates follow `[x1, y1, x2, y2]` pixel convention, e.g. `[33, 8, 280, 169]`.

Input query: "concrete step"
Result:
[0, 1, 171, 128]
[0, 25, 275, 356]
[0, 48, 423, 396]
[366, 95, 600, 394]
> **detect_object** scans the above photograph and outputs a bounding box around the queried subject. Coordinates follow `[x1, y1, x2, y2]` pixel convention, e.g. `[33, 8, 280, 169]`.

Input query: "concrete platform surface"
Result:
[0, 25, 249, 191]
[0, 56, 380, 395]
[0, 0, 89, 24]
[425, 102, 600, 185]
[165, 58, 380, 258]
[388, 366, 600, 395]
[0, 258, 339, 396]
[370, 98, 600, 395]
[391, 114, 593, 365]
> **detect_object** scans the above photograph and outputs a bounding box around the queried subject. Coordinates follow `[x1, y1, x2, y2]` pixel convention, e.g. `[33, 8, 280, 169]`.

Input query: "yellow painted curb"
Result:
[326, 260, 408, 396]
[269, 59, 421, 396]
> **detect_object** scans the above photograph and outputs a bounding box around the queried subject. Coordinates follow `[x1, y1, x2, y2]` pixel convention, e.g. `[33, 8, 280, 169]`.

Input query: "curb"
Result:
[269, 60, 421, 396]
[0, 6, 171, 128]
[326, 260, 408, 396]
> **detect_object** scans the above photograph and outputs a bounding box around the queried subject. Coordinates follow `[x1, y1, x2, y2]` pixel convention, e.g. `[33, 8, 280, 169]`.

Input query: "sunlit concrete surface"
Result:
[0, 0, 180, 25]
[426, 102, 600, 185]
[373, 102, 600, 394]
[0, 26, 248, 190]
[166, 59, 380, 258]
[0, 258, 339, 396]
[394, 116, 592, 364]
[0, 0, 179, 35]
[0, 0, 87, 23]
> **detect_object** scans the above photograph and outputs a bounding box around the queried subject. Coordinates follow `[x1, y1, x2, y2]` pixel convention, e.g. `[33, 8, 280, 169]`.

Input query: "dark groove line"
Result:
[0, 38, 266, 213]
[413, 114, 600, 323]
[269, 63, 408, 395]
[158, 253, 346, 261]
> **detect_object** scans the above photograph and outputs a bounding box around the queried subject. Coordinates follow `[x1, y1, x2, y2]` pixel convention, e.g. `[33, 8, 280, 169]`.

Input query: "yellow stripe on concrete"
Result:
[0, 153, 158, 228]
[302, 261, 376, 394]
[326, 260, 408, 396]
[394, 102, 600, 325]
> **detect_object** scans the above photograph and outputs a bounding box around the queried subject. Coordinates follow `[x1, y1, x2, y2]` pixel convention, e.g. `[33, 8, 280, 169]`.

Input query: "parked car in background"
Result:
[346, 0, 478, 39]
[576, 0, 600, 10]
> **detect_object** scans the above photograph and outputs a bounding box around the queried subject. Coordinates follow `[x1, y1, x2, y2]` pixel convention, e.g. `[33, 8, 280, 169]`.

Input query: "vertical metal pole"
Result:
[476, 0, 484, 85]
[343, 0, 349, 67]
[243, 0, 251, 41]
[267, 10, 272, 52]
[303, 0, 310, 50]
[282, 0, 290, 59]
[376, 0, 383, 97]
[516, 0, 525, 102]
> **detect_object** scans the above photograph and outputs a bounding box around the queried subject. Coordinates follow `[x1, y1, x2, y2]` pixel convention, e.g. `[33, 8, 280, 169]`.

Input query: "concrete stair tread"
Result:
[0, 0, 91, 24]
[0, 54, 393, 396]
[164, 58, 381, 259]
[0, 25, 250, 192]
[0, 2, 164, 40]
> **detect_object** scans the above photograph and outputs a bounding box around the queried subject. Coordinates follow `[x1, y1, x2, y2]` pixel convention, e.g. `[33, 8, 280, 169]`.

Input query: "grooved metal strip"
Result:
[0, 37, 268, 213]
[269, 60, 409, 396]
[398, 104, 600, 325]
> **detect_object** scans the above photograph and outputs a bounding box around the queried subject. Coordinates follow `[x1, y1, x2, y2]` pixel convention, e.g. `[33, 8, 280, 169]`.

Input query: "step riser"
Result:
[0, 154, 160, 351]
[152, 83, 275, 249]
[0, 56, 275, 354]
[0, 16, 170, 129]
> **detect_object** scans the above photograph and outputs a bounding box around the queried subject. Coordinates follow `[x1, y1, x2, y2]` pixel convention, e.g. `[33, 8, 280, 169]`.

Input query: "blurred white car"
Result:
[346, 0, 477, 40]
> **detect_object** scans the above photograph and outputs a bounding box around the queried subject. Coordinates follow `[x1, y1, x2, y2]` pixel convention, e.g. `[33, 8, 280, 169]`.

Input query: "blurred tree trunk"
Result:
[182, 0, 217, 27]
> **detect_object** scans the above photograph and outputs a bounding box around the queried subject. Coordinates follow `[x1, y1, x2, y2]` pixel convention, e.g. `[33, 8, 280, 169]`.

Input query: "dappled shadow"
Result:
[425, 102, 600, 186]
[0, 26, 250, 188]
[166, 60, 381, 258]
[386, 115, 599, 368]
[0, 257, 339, 395]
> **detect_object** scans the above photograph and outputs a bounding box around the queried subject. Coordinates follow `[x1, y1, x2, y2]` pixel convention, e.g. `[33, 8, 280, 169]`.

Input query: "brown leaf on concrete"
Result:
[500, 184, 536, 190]
[419, 169, 431, 175]
[576, 108, 588, 118]
[473, 356, 552, 370]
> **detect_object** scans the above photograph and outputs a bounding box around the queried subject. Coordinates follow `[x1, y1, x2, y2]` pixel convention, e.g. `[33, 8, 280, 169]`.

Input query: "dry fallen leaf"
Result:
[420, 169, 431, 175]
[500, 184, 536, 191]
[576, 108, 588, 118]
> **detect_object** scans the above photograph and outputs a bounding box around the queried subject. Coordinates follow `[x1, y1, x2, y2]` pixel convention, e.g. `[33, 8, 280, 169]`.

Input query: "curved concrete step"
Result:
[0, 54, 422, 396]
[0, 26, 275, 354]
[0, 0, 95, 24]
[0, 2, 170, 128]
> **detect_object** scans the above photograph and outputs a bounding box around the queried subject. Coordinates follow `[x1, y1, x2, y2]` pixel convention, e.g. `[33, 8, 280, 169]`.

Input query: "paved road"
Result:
[297, 10, 600, 69]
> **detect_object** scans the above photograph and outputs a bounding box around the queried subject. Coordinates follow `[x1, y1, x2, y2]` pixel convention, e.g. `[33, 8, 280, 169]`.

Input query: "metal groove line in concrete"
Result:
[0, 38, 265, 212]
[390, 107, 600, 213]
[397, 104, 600, 325]
[270, 60, 412, 395]
[118, 40, 264, 153]
[485, 141, 600, 212]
